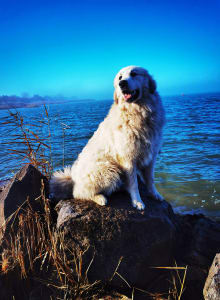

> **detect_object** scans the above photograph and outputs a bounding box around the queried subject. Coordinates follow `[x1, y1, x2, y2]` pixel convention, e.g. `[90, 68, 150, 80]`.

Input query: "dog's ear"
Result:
[114, 90, 118, 104]
[149, 77, 157, 94]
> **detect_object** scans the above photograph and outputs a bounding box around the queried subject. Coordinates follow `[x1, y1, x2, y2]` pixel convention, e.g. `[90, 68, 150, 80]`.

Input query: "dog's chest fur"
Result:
[108, 102, 156, 167]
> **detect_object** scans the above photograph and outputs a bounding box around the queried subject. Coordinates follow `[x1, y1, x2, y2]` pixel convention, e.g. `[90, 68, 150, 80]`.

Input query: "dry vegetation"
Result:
[0, 182, 105, 299]
[0, 191, 187, 299]
[0, 107, 188, 299]
[1, 106, 53, 178]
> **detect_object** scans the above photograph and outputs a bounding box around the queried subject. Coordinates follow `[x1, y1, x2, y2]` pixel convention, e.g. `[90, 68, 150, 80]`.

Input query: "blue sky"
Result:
[0, 0, 220, 99]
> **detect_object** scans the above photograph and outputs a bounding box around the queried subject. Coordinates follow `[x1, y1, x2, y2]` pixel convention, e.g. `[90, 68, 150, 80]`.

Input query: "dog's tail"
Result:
[49, 166, 73, 200]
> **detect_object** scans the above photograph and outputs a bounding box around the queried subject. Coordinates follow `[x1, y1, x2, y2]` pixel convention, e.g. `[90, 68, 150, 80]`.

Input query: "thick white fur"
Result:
[50, 66, 165, 210]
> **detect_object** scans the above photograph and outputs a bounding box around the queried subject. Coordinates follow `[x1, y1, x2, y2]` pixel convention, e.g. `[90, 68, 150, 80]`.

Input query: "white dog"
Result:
[50, 66, 165, 210]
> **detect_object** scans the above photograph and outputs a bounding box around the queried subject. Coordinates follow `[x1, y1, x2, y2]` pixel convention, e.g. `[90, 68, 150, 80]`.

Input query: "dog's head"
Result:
[113, 66, 156, 104]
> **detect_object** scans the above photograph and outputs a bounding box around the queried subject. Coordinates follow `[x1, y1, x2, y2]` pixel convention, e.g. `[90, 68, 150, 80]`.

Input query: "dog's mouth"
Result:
[121, 89, 139, 102]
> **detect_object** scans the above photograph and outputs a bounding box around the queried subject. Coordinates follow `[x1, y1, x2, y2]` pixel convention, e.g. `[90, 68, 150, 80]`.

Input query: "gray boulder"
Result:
[56, 188, 177, 292]
[1, 164, 220, 299]
[0, 164, 48, 239]
[175, 214, 220, 300]
[56, 191, 220, 299]
[203, 253, 220, 300]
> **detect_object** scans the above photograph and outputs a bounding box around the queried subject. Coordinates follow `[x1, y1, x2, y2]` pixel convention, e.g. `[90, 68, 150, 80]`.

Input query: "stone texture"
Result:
[175, 214, 220, 300]
[56, 192, 220, 299]
[203, 254, 220, 300]
[0, 278, 11, 300]
[1, 165, 220, 299]
[0, 164, 48, 238]
[0, 179, 10, 193]
[177, 215, 220, 267]
[55, 188, 177, 291]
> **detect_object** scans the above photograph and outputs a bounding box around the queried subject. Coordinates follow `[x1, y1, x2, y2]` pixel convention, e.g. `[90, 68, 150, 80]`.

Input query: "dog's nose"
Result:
[119, 80, 128, 89]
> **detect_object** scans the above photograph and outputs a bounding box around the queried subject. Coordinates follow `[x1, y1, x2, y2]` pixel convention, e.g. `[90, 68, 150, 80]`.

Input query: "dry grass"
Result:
[110, 261, 187, 300]
[0, 182, 105, 299]
[147, 265, 188, 300]
[0, 108, 188, 299]
[0, 180, 187, 299]
[1, 106, 52, 178]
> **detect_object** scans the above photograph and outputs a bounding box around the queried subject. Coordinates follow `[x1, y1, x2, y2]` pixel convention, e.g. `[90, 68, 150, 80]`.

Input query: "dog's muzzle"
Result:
[122, 89, 139, 102]
[119, 80, 140, 102]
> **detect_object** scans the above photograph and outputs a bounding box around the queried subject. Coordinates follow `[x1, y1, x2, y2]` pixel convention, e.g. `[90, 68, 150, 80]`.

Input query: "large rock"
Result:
[1, 165, 220, 299]
[203, 254, 220, 300]
[175, 214, 220, 300]
[0, 164, 48, 239]
[56, 191, 220, 299]
[176, 215, 220, 267]
[0, 179, 10, 193]
[56, 188, 177, 292]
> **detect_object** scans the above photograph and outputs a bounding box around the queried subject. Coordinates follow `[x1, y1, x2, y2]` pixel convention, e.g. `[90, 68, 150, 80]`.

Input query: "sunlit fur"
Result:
[50, 66, 165, 210]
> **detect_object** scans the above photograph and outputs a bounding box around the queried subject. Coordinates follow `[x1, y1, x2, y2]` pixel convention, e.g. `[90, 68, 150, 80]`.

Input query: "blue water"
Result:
[0, 93, 220, 218]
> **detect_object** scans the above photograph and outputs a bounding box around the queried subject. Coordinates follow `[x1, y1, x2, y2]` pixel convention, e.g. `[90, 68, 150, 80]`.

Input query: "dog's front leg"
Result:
[126, 166, 145, 210]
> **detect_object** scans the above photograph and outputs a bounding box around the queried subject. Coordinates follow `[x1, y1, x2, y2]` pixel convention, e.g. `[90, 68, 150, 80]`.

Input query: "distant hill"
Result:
[0, 95, 76, 109]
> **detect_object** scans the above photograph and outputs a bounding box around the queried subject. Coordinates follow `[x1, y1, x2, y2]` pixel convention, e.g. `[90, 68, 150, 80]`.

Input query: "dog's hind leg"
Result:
[141, 159, 163, 201]
[126, 166, 145, 210]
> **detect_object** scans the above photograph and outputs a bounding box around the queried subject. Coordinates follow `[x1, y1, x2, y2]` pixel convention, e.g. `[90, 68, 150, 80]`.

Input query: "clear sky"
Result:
[0, 0, 220, 99]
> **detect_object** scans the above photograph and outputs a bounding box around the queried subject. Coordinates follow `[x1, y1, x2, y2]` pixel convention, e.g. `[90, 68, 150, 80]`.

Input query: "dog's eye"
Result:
[119, 75, 122, 80]
[130, 71, 137, 77]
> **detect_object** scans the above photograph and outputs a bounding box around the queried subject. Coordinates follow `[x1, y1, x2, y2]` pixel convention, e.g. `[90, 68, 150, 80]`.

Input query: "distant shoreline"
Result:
[0, 100, 73, 110]
[0, 103, 42, 110]
[0, 98, 108, 110]
[0, 94, 77, 110]
[1, 91, 219, 111]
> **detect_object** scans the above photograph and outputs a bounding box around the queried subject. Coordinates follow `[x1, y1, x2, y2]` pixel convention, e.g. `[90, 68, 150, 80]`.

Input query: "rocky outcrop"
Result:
[174, 215, 220, 300]
[55, 197, 220, 300]
[0, 164, 220, 299]
[203, 254, 220, 300]
[0, 179, 10, 192]
[56, 195, 177, 292]
[0, 164, 48, 238]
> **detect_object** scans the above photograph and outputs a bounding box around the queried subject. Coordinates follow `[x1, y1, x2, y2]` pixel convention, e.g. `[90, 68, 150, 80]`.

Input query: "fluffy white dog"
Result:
[50, 66, 165, 210]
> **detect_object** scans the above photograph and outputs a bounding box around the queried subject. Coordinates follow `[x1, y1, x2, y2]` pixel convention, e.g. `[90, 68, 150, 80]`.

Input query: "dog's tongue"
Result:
[124, 93, 132, 101]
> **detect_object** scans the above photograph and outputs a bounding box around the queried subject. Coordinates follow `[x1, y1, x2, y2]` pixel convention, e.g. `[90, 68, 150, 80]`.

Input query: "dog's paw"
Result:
[147, 188, 164, 202]
[132, 199, 145, 210]
[93, 194, 108, 206]
[152, 191, 164, 202]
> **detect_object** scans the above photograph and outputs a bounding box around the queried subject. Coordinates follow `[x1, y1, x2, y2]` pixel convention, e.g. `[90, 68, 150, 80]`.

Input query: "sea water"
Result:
[0, 93, 219, 218]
